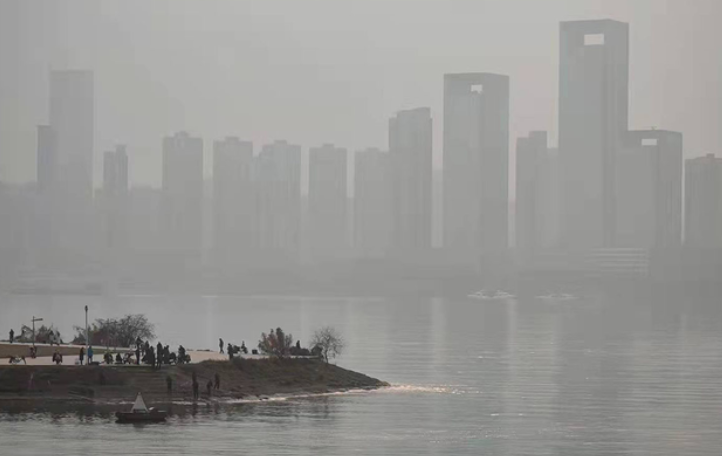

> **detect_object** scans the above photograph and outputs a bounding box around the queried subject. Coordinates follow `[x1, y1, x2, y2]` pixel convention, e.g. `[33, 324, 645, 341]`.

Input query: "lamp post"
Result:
[31, 316, 43, 347]
[85, 306, 89, 350]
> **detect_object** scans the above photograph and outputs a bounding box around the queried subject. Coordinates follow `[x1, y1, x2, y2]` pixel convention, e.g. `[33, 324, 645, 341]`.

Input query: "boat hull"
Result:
[115, 411, 168, 423]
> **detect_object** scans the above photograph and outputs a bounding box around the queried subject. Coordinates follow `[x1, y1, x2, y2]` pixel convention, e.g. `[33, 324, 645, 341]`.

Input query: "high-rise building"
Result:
[102, 145, 129, 250]
[389, 107, 433, 258]
[443, 73, 510, 263]
[616, 130, 683, 249]
[515, 131, 559, 261]
[161, 132, 204, 270]
[685, 154, 722, 249]
[308, 144, 348, 261]
[354, 148, 392, 258]
[256, 141, 302, 262]
[33, 125, 58, 267]
[49, 70, 94, 203]
[48, 70, 95, 265]
[36, 125, 56, 195]
[103, 145, 128, 198]
[559, 20, 629, 250]
[212, 137, 255, 269]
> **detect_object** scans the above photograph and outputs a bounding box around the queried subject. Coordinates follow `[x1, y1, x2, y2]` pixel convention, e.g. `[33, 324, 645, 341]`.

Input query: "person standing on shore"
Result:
[79, 347, 85, 365]
[214, 372, 220, 390]
[219, 338, 224, 354]
[9, 329, 14, 344]
[156, 342, 163, 368]
[192, 371, 199, 400]
[87, 346, 94, 364]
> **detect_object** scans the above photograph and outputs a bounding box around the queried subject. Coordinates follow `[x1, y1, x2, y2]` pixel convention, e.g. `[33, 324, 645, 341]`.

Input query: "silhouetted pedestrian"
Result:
[9, 329, 14, 344]
[136, 345, 141, 365]
[192, 371, 199, 400]
[79, 347, 85, 365]
[214, 372, 220, 390]
[219, 338, 224, 354]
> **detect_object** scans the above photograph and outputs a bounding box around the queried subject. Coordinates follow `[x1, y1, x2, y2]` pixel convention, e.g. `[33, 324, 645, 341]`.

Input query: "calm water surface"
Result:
[1, 293, 721, 455]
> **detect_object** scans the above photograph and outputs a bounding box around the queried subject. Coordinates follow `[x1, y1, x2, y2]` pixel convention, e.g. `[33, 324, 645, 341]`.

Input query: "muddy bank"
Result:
[0, 358, 387, 406]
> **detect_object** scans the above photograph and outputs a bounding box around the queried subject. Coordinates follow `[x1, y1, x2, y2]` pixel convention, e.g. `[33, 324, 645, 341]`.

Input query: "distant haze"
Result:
[1, 0, 720, 190]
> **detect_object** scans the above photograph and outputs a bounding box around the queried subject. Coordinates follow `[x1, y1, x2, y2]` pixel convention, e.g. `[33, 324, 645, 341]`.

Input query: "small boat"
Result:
[468, 290, 516, 300]
[116, 393, 167, 423]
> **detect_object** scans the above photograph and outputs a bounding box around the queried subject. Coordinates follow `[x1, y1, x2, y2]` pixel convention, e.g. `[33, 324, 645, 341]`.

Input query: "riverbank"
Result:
[0, 358, 388, 405]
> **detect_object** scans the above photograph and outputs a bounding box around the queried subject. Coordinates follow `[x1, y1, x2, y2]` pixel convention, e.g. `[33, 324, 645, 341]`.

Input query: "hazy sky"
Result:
[1, 0, 720, 187]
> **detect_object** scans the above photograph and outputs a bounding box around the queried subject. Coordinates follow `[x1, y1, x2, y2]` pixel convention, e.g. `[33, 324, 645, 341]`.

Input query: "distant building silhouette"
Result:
[48, 70, 95, 266]
[389, 108, 433, 260]
[559, 20, 629, 250]
[685, 154, 722, 249]
[443, 73, 510, 264]
[50, 70, 94, 204]
[308, 144, 348, 262]
[212, 137, 255, 270]
[102, 145, 129, 247]
[256, 141, 301, 264]
[516, 131, 559, 262]
[34, 125, 57, 268]
[616, 130, 683, 248]
[354, 148, 392, 258]
[36, 125, 56, 196]
[127, 186, 163, 271]
[103, 145, 129, 197]
[161, 132, 204, 272]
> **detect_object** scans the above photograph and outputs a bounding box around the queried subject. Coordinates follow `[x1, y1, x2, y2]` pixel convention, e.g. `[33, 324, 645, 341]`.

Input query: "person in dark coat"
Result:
[136, 345, 141, 365]
[219, 338, 224, 354]
[79, 347, 85, 365]
[192, 371, 199, 400]
[9, 329, 14, 344]
[214, 372, 221, 390]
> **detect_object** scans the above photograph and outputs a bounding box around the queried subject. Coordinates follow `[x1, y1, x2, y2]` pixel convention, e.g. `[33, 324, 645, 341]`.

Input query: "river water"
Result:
[1, 293, 721, 455]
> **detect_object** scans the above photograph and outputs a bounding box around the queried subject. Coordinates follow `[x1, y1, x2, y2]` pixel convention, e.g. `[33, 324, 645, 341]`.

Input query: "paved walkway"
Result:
[1, 342, 263, 366]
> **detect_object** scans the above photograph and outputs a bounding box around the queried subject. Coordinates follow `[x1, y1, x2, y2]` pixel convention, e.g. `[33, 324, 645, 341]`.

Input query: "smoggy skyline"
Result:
[1, 0, 721, 189]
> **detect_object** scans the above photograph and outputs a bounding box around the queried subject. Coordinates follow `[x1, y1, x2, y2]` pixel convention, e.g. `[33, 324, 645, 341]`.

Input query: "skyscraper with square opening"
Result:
[558, 20, 629, 250]
[443, 73, 509, 264]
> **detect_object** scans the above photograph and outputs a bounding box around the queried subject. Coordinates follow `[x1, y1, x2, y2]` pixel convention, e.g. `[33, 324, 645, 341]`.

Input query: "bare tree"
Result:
[72, 314, 155, 347]
[310, 326, 345, 363]
[258, 327, 294, 358]
[17, 324, 62, 344]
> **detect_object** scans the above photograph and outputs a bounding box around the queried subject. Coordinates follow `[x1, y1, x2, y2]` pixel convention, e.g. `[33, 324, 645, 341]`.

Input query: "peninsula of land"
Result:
[0, 358, 388, 405]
